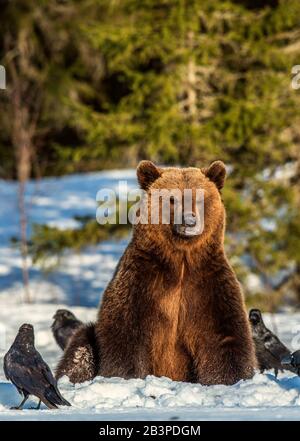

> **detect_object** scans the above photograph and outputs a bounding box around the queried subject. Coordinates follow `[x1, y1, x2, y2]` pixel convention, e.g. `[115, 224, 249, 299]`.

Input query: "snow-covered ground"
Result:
[1, 170, 300, 420]
[1, 304, 300, 420]
[0, 170, 137, 306]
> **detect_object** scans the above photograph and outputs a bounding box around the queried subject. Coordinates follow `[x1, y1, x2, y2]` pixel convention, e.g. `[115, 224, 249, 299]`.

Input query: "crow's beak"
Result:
[281, 354, 292, 366]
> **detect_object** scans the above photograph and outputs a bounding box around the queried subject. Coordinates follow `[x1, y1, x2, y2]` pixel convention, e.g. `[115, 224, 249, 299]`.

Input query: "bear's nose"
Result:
[183, 213, 197, 228]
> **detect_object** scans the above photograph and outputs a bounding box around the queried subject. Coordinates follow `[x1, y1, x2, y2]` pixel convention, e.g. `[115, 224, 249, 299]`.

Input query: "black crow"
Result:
[3, 324, 71, 410]
[51, 309, 83, 351]
[282, 350, 300, 375]
[249, 308, 296, 377]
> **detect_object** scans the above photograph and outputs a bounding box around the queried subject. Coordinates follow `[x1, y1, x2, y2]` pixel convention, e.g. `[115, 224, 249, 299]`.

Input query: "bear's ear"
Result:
[202, 161, 226, 190]
[137, 161, 162, 190]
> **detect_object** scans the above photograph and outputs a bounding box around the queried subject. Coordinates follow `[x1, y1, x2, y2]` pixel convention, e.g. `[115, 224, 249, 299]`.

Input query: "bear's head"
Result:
[135, 160, 226, 251]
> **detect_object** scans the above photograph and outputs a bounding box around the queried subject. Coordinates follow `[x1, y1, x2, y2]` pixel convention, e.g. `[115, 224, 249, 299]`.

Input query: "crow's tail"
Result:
[43, 385, 71, 408]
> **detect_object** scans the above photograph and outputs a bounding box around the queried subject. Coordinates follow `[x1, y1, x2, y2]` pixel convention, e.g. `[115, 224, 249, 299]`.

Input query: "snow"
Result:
[1, 305, 300, 420]
[1, 170, 300, 420]
[0, 170, 136, 306]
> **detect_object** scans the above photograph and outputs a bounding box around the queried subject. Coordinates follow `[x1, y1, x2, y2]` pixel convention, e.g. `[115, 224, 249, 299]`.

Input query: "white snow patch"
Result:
[0, 170, 136, 305]
[57, 373, 300, 410]
[0, 303, 300, 420]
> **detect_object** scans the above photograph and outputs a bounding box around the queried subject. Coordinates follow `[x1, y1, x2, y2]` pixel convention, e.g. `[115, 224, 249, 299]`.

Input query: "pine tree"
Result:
[73, 0, 300, 305]
[1, 0, 300, 308]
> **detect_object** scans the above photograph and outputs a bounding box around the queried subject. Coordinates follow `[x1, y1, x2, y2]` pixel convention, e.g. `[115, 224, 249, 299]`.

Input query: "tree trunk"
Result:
[14, 118, 32, 303]
[18, 173, 31, 303]
[12, 98, 33, 303]
[5, 32, 41, 303]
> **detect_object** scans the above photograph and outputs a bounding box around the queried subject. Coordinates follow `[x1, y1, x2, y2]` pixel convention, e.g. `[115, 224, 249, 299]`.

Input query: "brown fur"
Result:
[56, 323, 100, 383]
[57, 161, 257, 385]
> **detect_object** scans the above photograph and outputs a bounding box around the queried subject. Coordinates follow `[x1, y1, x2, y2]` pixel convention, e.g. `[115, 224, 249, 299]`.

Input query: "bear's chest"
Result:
[149, 271, 197, 381]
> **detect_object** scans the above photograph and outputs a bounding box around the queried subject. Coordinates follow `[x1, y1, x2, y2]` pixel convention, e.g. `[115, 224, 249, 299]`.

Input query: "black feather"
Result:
[51, 309, 83, 350]
[3, 323, 71, 410]
[282, 349, 300, 376]
[249, 309, 296, 377]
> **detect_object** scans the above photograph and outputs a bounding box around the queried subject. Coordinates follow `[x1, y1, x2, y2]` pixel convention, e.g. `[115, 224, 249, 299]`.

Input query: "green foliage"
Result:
[28, 217, 130, 270]
[1, 0, 300, 308]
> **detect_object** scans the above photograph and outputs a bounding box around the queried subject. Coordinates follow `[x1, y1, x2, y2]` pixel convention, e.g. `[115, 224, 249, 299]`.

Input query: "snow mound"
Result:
[1, 304, 300, 419]
[56, 372, 300, 411]
[1, 371, 300, 417]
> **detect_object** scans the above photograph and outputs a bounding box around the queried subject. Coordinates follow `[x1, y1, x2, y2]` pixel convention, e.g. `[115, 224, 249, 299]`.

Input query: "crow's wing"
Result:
[254, 338, 277, 371]
[5, 354, 39, 396]
[6, 347, 50, 393]
[32, 350, 70, 406]
[32, 350, 57, 386]
[68, 318, 83, 327]
[67, 320, 83, 335]
[58, 321, 82, 348]
[264, 332, 290, 360]
[56, 327, 72, 349]
[3, 352, 10, 381]
[53, 329, 66, 350]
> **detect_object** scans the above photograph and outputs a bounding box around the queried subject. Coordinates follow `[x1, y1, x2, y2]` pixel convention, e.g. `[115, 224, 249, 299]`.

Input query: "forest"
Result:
[0, 0, 300, 308]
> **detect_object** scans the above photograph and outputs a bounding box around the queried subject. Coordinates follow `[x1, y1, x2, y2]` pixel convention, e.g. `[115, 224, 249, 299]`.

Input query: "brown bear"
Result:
[56, 160, 257, 385]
